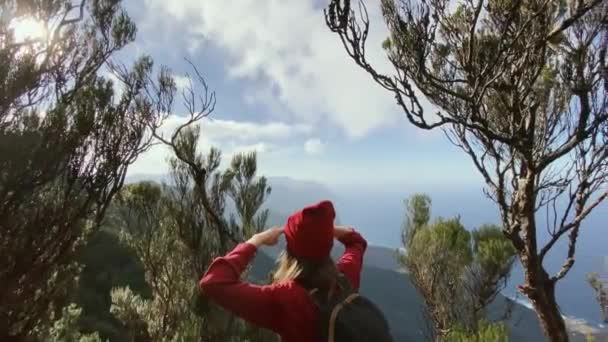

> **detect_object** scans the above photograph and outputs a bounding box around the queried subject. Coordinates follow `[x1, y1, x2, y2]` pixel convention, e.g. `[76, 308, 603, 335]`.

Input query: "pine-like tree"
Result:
[110, 70, 276, 341]
[326, 1, 607, 340]
[399, 194, 516, 340]
[0, 0, 175, 338]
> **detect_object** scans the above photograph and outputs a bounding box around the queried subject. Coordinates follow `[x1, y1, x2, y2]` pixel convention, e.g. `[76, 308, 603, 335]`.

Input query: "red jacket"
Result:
[199, 230, 367, 342]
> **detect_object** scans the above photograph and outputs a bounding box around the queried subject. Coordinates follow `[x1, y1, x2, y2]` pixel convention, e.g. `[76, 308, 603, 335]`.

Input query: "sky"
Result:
[102, 1, 607, 324]
[121, 0, 483, 188]
[79, 1, 608, 323]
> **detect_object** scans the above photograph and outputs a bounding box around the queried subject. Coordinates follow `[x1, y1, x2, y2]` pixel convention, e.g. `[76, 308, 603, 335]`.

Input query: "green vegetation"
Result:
[325, 0, 607, 340]
[0, 0, 175, 338]
[107, 133, 276, 341]
[445, 320, 509, 342]
[74, 228, 150, 340]
[1, 0, 605, 341]
[34, 304, 102, 342]
[0, 0, 277, 339]
[398, 194, 516, 340]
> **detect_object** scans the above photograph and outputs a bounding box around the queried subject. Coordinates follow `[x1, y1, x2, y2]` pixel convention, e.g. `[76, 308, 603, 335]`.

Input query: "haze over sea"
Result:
[128, 171, 606, 328]
[326, 182, 607, 328]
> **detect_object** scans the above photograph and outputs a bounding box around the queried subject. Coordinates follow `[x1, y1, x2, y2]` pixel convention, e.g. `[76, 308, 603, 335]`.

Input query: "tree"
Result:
[586, 272, 608, 323]
[399, 194, 516, 341]
[108, 69, 275, 341]
[153, 66, 275, 342]
[110, 181, 198, 342]
[325, 1, 607, 340]
[32, 304, 102, 342]
[110, 156, 274, 341]
[0, 0, 176, 339]
[74, 225, 150, 340]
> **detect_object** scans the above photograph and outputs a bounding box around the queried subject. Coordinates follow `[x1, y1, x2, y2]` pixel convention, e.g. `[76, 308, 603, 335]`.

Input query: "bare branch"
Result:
[324, 0, 607, 338]
[546, 0, 606, 42]
[147, 62, 237, 249]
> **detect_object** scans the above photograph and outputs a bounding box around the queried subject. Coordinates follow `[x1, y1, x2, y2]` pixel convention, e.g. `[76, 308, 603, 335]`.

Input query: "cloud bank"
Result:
[142, 0, 406, 138]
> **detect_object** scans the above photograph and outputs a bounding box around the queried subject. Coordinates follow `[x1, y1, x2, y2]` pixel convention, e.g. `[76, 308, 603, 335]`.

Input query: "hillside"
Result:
[117, 174, 600, 340]
[259, 176, 608, 329]
[76, 224, 597, 341]
[249, 243, 550, 341]
[253, 241, 599, 342]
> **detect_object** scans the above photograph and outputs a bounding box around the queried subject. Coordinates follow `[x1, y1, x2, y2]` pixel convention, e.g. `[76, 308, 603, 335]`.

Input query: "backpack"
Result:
[309, 274, 393, 342]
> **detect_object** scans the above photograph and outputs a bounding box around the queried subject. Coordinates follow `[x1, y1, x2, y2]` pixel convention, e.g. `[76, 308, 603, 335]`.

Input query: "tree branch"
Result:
[546, 0, 606, 43]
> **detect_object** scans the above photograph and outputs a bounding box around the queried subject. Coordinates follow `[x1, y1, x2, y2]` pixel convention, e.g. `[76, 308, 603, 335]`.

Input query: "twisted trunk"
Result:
[517, 175, 569, 342]
[530, 279, 569, 342]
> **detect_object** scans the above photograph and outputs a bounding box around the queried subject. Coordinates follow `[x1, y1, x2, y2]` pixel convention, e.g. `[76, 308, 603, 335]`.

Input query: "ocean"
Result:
[328, 185, 608, 328]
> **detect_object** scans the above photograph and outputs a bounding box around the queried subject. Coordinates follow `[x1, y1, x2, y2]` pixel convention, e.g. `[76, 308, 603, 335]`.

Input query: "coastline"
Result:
[565, 316, 608, 341]
[506, 294, 608, 341]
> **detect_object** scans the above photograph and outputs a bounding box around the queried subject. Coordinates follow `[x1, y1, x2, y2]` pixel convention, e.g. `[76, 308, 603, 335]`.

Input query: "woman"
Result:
[199, 200, 367, 342]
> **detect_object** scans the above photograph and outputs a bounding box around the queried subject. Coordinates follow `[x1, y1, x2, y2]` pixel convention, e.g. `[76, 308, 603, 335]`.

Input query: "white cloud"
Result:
[141, 0, 420, 139]
[304, 138, 325, 155]
[151, 115, 311, 142]
[127, 115, 308, 176]
[202, 119, 311, 141]
[173, 75, 191, 90]
[229, 142, 273, 156]
[128, 143, 173, 176]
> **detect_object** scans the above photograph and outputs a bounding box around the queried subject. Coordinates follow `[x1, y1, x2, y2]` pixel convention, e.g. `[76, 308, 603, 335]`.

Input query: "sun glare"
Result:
[9, 17, 47, 43]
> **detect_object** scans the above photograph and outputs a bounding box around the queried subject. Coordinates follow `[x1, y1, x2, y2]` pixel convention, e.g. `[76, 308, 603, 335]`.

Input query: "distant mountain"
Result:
[125, 174, 341, 225]
[125, 173, 607, 332]
[326, 182, 608, 328]
[125, 174, 336, 212]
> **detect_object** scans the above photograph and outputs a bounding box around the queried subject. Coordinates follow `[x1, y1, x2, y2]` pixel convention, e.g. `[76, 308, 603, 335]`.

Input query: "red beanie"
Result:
[284, 200, 335, 262]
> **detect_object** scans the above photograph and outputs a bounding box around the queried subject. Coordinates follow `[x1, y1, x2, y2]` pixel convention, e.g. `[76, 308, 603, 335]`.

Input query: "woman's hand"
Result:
[334, 225, 354, 239]
[247, 227, 283, 247]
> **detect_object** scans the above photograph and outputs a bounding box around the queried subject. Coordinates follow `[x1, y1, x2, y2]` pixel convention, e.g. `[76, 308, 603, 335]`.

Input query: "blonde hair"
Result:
[272, 250, 339, 292]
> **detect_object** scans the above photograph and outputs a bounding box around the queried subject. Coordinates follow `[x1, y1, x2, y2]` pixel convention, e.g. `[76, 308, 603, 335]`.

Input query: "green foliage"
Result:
[0, 0, 176, 338]
[110, 286, 202, 342]
[399, 194, 516, 339]
[446, 320, 508, 342]
[75, 228, 149, 340]
[227, 151, 272, 239]
[326, 0, 607, 339]
[111, 183, 199, 340]
[407, 217, 473, 278]
[473, 226, 515, 276]
[109, 126, 275, 341]
[33, 304, 103, 342]
[382, 37, 392, 50]
[468, 225, 516, 313]
[401, 194, 431, 246]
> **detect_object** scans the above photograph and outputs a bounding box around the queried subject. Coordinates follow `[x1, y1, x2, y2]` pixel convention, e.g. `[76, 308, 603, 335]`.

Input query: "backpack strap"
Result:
[327, 292, 360, 342]
[308, 274, 360, 342]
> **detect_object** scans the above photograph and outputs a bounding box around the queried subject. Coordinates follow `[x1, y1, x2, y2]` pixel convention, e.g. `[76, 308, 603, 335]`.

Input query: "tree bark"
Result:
[517, 175, 569, 342]
[529, 280, 569, 342]
[519, 266, 570, 342]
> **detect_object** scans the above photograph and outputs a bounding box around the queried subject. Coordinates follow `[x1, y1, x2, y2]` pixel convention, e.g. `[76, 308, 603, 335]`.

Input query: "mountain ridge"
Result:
[124, 173, 607, 335]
